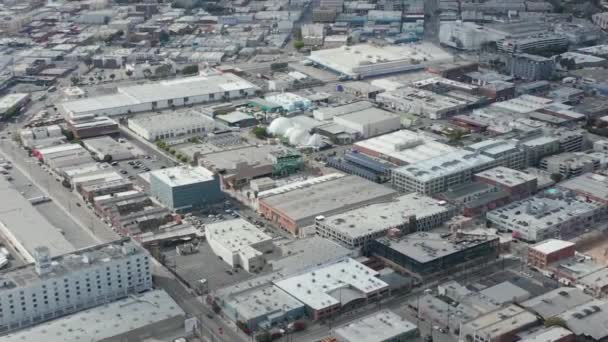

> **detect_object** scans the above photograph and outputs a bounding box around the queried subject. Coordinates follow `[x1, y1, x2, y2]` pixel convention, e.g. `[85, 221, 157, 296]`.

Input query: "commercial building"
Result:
[391, 150, 497, 195]
[66, 116, 119, 139]
[332, 107, 400, 138]
[307, 43, 453, 78]
[20, 125, 64, 149]
[0, 93, 29, 117]
[127, 110, 216, 141]
[540, 153, 601, 178]
[528, 239, 575, 269]
[353, 129, 456, 166]
[487, 195, 603, 242]
[474, 166, 537, 200]
[315, 193, 453, 249]
[334, 310, 417, 342]
[0, 289, 185, 342]
[366, 231, 499, 281]
[32, 144, 92, 170]
[326, 151, 394, 183]
[439, 21, 507, 51]
[258, 174, 397, 235]
[466, 139, 526, 170]
[80, 178, 134, 203]
[437, 182, 510, 217]
[557, 172, 608, 204]
[376, 86, 467, 119]
[517, 326, 574, 342]
[557, 52, 607, 70]
[149, 165, 223, 211]
[557, 300, 608, 342]
[82, 136, 133, 161]
[522, 288, 593, 320]
[507, 54, 555, 81]
[498, 35, 568, 55]
[459, 305, 538, 342]
[206, 219, 273, 273]
[592, 12, 608, 30]
[59, 73, 259, 119]
[0, 239, 152, 334]
[215, 111, 258, 128]
[274, 258, 390, 320]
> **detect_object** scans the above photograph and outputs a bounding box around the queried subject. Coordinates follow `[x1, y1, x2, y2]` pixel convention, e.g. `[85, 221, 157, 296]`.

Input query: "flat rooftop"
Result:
[226, 284, 304, 321]
[307, 43, 453, 77]
[320, 193, 451, 240]
[150, 165, 215, 187]
[200, 144, 294, 172]
[205, 219, 272, 253]
[274, 258, 388, 310]
[0, 289, 184, 342]
[335, 310, 417, 342]
[522, 287, 593, 319]
[558, 172, 608, 202]
[558, 300, 608, 341]
[393, 150, 495, 182]
[374, 231, 498, 264]
[128, 109, 215, 131]
[518, 327, 573, 342]
[355, 129, 456, 165]
[0, 178, 73, 261]
[475, 166, 537, 187]
[270, 236, 355, 272]
[334, 107, 399, 125]
[0, 93, 28, 111]
[531, 239, 575, 255]
[260, 175, 397, 223]
[466, 304, 538, 338]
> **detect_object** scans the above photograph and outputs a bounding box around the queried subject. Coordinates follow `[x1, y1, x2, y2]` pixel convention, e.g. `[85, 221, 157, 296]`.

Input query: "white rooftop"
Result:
[531, 239, 575, 255]
[335, 310, 417, 342]
[394, 150, 495, 182]
[0, 93, 28, 111]
[274, 258, 389, 310]
[355, 129, 456, 165]
[226, 285, 304, 321]
[205, 218, 272, 253]
[475, 166, 537, 186]
[150, 165, 215, 187]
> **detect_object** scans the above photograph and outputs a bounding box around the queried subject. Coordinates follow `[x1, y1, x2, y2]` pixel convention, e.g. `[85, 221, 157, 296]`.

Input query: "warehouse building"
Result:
[366, 231, 499, 281]
[326, 151, 395, 183]
[332, 107, 400, 138]
[376, 86, 467, 119]
[391, 150, 497, 195]
[334, 310, 417, 342]
[0, 93, 30, 117]
[557, 300, 608, 342]
[274, 258, 390, 320]
[0, 239, 152, 334]
[128, 110, 216, 141]
[20, 125, 64, 149]
[313, 101, 374, 121]
[206, 219, 273, 273]
[354, 129, 456, 166]
[517, 326, 574, 342]
[315, 193, 454, 249]
[82, 136, 133, 161]
[522, 288, 593, 320]
[66, 116, 119, 139]
[258, 174, 397, 235]
[149, 165, 223, 211]
[528, 239, 575, 269]
[32, 144, 92, 170]
[486, 195, 604, 242]
[60, 73, 259, 119]
[459, 305, 539, 342]
[307, 43, 453, 79]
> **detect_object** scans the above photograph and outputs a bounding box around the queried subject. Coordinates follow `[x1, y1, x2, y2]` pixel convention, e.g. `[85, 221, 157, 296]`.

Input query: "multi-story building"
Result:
[315, 193, 454, 249]
[149, 166, 223, 212]
[539, 153, 601, 178]
[507, 54, 555, 81]
[334, 310, 418, 342]
[466, 139, 526, 170]
[0, 239, 152, 334]
[498, 35, 568, 55]
[474, 166, 537, 200]
[67, 117, 119, 140]
[558, 172, 608, 205]
[391, 150, 497, 195]
[460, 305, 538, 342]
[528, 239, 575, 269]
[376, 86, 467, 119]
[592, 12, 608, 30]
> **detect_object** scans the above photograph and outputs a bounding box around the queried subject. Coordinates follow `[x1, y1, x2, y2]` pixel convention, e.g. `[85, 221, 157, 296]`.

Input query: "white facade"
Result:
[593, 12, 608, 30]
[128, 110, 215, 141]
[0, 240, 152, 333]
[439, 21, 506, 50]
[20, 125, 64, 148]
[376, 87, 467, 119]
[205, 219, 273, 273]
[333, 107, 400, 138]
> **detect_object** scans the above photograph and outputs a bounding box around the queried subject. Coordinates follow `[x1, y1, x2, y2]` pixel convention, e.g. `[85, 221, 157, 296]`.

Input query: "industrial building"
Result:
[517, 326, 574, 342]
[326, 151, 394, 183]
[80, 178, 134, 203]
[557, 172, 608, 204]
[221, 284, 306, 331]
[354, 130, 456, 166]
[32, 144, 92, 170]
[0, 289, 185, 342]
[391, 150, 497, 195]
[540, 153, 601, 178]
[313, 101, 374, 121]
[474, 166, 538, 201]
[127, 110, 216, 141]
[459, 305, 538, 342]
[82, 136, 133, 161]
[206, 219, 273, 273]
[0, 93, 29, 117]
[522, 288, 593, 320]
[19, 125, 64, 149]
[437, 182, 510, 217]
[557, 300, 608, 342]
[334, 310, 417, 342]
[376, 86, 468, 119]
[149, 165, 223, 211]
[258, 174, 397, 235]
[59, 73, 259, 119]
[315, 193, 454, 249]
[274, 258, 390, 320]
[507, 54, 555, 81]
[307, 43, 453, 78]
[332, 107, 400, 138]
[486, 195, 604, 242]
[0, 239, 151, 334]
[66, 116, 119, 139]
[528, 239, 575, 269]
[366, 231, 500, 281]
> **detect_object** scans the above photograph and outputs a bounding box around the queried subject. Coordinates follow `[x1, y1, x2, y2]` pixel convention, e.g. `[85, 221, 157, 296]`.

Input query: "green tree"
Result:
[70, 76, 80, 86]
[89, 77, 94, 83]
[142, 69, 152, 79]
[109, 74, 116, 81]
[181, 64, 199, 75]
[255, 331, 272, 342]
[11, 131, 21, 145]
[550, 173, 564, 183]
[293, 40, 305, 50]
[545, 317, 567, 328]
[125, 69, 133, 78]
[83, 57, 93, 70]
[154, 64, 172, 78]
[252, 126, 267, 139]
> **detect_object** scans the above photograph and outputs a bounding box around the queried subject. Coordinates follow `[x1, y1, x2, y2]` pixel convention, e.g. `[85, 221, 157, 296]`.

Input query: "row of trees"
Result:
[155, 140, 189, 163]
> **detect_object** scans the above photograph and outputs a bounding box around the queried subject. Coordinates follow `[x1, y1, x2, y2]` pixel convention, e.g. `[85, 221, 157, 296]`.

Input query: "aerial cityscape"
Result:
[1, 0, 608, 341]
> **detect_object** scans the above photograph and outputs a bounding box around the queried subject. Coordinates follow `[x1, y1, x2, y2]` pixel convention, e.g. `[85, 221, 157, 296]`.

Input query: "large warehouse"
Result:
[60, 73, 259, 119]
[128, 110, 216, 141]
[332, 107, 401, 139]
[258, 174, 397, 235]
[307, 43, 453, 78]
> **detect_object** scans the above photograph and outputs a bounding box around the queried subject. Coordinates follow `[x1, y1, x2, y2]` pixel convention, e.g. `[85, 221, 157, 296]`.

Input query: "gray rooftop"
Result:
[558, 172, 608, 202]
[334, 310, 417, 342]
[479, 281, 531, 304]
[225, 284, 304, 321]
[393, 150, 495, 182]
[522, 287, 593, 319]
[475, 166, 537, 187]
[558, 300, 608, 340]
